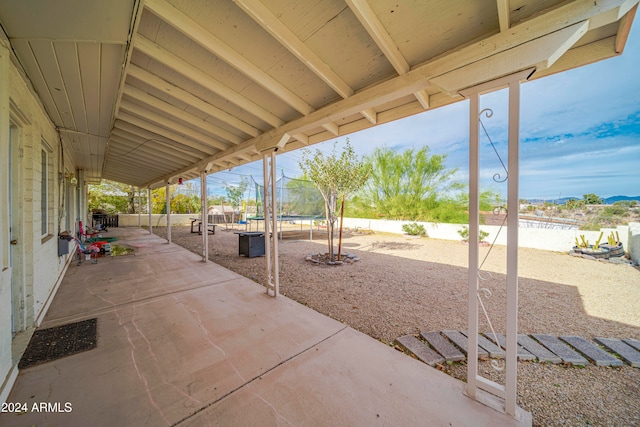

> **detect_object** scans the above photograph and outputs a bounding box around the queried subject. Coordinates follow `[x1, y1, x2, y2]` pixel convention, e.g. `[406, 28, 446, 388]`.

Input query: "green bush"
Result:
[602, 205, 627, 217]
[402, 222, 427, 236]
[457, 226, 489, 242]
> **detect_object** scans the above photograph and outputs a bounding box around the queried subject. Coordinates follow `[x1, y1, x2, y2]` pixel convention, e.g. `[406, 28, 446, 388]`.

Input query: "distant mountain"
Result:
[603, 195, 640, 204]
[525, 195, 640, 205]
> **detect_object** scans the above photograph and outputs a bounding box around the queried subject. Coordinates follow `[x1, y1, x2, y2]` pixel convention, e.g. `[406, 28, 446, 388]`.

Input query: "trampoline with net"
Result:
[248, 173, 325, 239]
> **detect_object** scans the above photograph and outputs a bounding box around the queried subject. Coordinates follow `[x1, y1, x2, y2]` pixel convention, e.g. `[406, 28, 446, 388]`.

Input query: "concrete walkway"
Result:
[1, 227, 530, 426]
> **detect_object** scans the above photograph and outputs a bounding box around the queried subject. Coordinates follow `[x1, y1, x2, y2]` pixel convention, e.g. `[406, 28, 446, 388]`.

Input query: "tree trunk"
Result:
[324, 198, 332, 260]
[338, 194, 345, 260]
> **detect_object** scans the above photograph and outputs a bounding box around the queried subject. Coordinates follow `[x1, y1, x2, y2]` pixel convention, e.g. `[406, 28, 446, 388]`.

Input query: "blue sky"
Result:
[204, 23, 640, 201]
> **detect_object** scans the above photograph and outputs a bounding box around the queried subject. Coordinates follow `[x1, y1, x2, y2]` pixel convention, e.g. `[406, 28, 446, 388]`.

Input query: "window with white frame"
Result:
[41, 148, 47, 235]
[40, 140, 54, 239]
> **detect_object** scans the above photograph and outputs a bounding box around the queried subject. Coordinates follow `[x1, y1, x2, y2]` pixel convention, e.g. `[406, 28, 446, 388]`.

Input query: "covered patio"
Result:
[1, 0, 638, 423]
[1, 227, 529, 426]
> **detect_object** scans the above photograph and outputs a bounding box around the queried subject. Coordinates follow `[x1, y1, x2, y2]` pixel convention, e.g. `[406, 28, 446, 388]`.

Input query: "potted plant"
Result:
[600, 231, 624, 257]
[573, 234, 590, 254]
[578, 232, 610, 259]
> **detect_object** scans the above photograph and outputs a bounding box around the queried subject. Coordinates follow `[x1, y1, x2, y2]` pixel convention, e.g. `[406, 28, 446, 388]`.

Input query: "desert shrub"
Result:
[402, 222, 427, 236]
[457, 226, 489, 242]
[602, 205, 627, 217]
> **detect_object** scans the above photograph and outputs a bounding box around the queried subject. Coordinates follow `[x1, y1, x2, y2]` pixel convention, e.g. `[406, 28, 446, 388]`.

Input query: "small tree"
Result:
[582, 193, 603, 205]
[88, 180, 138, 213]
[299, 139, 370, 261]
[224, 177, 249, 223]
[360, 146, 458, 220]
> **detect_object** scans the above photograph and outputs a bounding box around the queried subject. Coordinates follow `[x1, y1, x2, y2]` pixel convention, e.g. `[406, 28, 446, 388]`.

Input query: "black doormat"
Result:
[19, 318, 97, 369]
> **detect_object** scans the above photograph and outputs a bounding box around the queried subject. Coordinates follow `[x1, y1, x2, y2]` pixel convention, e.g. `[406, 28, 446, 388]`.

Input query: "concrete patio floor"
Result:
[1, 227, 530, 426]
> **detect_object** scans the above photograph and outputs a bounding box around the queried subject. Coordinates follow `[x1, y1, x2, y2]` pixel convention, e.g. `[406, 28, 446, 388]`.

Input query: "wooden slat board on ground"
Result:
[516, 334, 562, 363]
[483, 332, 535, 361]
[395, 335, 445, 367]
[419, 331, 465, 362]
[441, 330, 489, 358]
[594, 338, 640, 367]
[397, 332, 639, 368]
[560, 336, 623, 367]
[531, 334, 588, 365]
[460, 331, 504, 358]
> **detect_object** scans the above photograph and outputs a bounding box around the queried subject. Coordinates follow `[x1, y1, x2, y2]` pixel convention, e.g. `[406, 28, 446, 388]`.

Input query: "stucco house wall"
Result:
[0, 36, 81, 402]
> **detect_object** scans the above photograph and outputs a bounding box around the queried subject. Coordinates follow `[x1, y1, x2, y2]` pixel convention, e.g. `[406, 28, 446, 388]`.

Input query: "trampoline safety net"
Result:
[251, 173, 324, 220]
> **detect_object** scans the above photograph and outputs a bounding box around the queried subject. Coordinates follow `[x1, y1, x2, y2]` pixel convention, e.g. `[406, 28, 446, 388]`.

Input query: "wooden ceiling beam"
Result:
[145, 0, 313, 115]
[615, 3, 637, 53]
[117, 110, 215, 156]
[233, 0, 354, 99]
[142, 141, 258, 188]
[109, 135, 193, 168]
[497, 0, 511, 32]
[234, 0, 370, 132]
[143, 0, 635, 188]
[134, 34, 284, 128]
[104, 153, 170, 175]
[112, 121, 203, 161]
[119, 100, 229, 151]
[431, 22, 588, 94]
[127, 64, 260, 138]
[345, 0, 431, 110]
[123, 84, 244, 145]
[111, 126, 202, 163]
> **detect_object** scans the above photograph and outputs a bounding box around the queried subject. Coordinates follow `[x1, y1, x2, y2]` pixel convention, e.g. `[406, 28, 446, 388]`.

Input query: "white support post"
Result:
[148, 187, 152, 235]
[263, 157, 271, 285]
[460, 68, 531, 418]
[201, 171, 208, 263]
[466, 91, 480, 400]
[137, 188, 141, 228]
[262, 150, 279, 297]
[505, 79, 521, 417]
[166, 182, 171, 243]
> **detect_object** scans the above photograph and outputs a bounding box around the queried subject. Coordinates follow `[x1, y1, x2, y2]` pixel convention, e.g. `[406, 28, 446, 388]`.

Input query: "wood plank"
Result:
[461, 331, 504, 358]
[419, 331, 464, 362]
[483, 332, 535, 361]
[146, 0, 314, 115]
[560, 336, 623, 367]
[517, 334, 562, 364]
[594, 338, 640, 367]
[531, 334, 587, 366]
[395, 335, 445, 367]
[134, 35, 284, 128]
[441, 330, 488, 358]
[622, 338, 640, 352]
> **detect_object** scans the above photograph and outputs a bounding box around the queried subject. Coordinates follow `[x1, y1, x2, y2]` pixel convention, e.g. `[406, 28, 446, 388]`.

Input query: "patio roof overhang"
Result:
[0, 0, 637, 188]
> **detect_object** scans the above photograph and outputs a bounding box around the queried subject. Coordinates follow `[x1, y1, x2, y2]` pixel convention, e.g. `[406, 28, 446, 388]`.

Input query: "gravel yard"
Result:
[151, 225, 640, 426]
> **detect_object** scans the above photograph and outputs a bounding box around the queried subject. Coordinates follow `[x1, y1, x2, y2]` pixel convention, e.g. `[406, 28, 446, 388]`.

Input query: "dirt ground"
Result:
[151, 225, 640, 426]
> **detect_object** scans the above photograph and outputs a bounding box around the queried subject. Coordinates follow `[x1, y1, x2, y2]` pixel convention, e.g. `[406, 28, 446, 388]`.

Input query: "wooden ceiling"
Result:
[0, 0, 637, 187]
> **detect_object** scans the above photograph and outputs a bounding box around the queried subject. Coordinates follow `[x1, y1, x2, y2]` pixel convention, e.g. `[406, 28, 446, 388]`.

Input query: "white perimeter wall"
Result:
[118, 214, 635, 258]
[340, 217, 631, 254]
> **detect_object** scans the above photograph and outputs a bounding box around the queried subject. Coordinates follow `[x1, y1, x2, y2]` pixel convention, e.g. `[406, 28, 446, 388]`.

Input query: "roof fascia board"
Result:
[431, 21, 589, 95]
